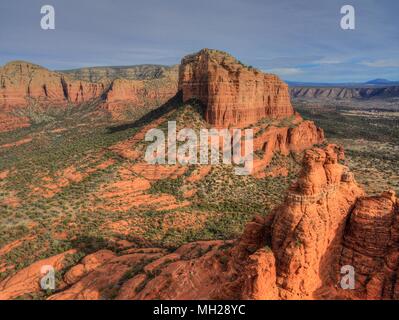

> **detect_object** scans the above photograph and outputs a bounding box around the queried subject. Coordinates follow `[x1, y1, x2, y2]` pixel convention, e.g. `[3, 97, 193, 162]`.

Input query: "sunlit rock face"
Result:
[0, 61, 105, 108]
[179, 49, 294, 128]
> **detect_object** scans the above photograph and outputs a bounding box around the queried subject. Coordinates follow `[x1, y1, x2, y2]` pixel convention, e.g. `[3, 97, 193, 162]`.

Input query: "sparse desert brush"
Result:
[295, 101, 399, 194]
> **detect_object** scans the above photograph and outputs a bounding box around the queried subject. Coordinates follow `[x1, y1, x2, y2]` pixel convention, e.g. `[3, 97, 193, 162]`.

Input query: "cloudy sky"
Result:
[0, 0, 398, 82]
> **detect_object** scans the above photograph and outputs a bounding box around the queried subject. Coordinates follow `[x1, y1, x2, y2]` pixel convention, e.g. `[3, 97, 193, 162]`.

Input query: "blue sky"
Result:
[0, 0, 398, 82]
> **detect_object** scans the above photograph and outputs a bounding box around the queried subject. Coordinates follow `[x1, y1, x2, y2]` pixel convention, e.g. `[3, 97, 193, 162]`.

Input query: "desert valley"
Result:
[0, 49, 398, 300]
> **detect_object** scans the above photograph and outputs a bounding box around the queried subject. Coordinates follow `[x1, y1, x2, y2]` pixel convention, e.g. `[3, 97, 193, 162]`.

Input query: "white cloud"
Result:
[361, 59, 399, 68]
[267, 67, 303, 76]
[314, 57, 344, 64]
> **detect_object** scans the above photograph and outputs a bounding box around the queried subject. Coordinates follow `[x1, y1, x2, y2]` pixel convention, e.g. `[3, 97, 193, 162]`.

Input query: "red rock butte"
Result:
[179, 49, 295, 128]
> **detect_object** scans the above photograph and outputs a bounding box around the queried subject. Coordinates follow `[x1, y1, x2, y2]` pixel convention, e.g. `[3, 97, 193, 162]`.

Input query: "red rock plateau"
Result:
[179, 49, 294, 128]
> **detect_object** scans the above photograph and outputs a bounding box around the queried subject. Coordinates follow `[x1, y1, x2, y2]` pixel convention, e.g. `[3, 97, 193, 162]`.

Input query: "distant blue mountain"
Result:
[364, 78, 399, 85]
[286, 79, 399, 88]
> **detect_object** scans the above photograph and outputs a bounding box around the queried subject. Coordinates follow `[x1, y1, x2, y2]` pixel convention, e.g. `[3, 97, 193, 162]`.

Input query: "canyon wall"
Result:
[105, 75, 178, 108]
[0, 61, 178, 110]
[179, 49, 294, 128]
[0, 61, 105, 108]
[339, 190, 399, 299]
[0, 61, 178, 131]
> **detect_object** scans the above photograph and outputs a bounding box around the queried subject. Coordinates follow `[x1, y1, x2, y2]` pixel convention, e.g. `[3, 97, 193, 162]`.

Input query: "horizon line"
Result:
[1, 59, 398, 85]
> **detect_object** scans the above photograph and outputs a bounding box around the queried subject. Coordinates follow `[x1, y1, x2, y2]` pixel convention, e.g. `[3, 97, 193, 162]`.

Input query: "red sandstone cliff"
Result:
[179, 49, 294, 128]
[0, 50, 315, 132]
[0, 61, 178, 130]
[179, 49, 324, 172]
[339, 190, 399, 299]
[0, 61, 178, 110]
[104, 72, 178, 119]
[238, 145, 399, 300]
[0, 61, 105, 108]
[251, 116, 324, 174]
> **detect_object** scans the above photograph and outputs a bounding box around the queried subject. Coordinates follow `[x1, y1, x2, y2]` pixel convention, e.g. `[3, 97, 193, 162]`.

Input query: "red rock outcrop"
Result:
[0, 249, 77, 300]
[45, 241, 239, 300]
[63, 79, 106, 104]
[0, 60, 179, 129]
[0, 112, 30, 133]
[104, 76, 178, 119]
[269, 145, 363, 299]
[105, 79, 177, 106]
[48, 249, 167, 300]
[251, 118, 324, 174]
[179, 49, 294, 128]
[0, 61, 108, 131]
[238, 145, 399, 300]
[63, 250, 116, 285]
[0, 61, 65, 107]
[338, 190, 399, 299]
[0, 61, 105, 108]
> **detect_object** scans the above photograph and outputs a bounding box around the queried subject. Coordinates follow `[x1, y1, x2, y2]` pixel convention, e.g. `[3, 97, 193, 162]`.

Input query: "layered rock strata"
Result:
[0, 61, 105, 108]
[179, 49, 294, 128]
[338, 190, 399, 299]
[0, 61, 178, 130]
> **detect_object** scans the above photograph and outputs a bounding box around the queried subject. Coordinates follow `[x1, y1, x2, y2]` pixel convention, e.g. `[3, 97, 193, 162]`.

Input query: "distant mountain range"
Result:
[286, 78, 399, 88]
[287, 78, 399, 99]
